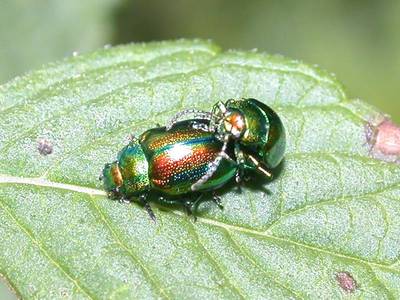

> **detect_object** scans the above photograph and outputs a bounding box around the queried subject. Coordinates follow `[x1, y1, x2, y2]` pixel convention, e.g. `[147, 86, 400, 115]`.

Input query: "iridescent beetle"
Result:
[101, 119, 236, 221]
[101, 98, 285, 221]
[167, 98, 286, 186]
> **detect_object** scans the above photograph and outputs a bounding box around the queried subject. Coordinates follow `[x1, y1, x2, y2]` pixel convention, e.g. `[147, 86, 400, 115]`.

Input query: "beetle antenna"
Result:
[191, 134, 231, 191]
[166, 109, 214, 130]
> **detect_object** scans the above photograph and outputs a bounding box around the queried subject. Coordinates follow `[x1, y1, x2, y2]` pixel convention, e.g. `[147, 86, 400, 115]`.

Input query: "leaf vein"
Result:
[225, 229, 304, 299]
[187, 222, 246, 299]
[1, 176, 399, 275]
[0, 199, 94, 299]
[88, 195, 170, 299]
[268, 183, 400, 232]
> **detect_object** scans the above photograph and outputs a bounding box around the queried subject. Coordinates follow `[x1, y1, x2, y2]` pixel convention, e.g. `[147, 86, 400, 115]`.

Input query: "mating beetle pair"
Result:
[101, 98, 286, 221]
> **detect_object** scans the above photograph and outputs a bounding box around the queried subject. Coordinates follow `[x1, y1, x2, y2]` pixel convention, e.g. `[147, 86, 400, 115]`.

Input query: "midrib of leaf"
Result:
[273, 181, 400, 227]
[1, 174, 399, 276]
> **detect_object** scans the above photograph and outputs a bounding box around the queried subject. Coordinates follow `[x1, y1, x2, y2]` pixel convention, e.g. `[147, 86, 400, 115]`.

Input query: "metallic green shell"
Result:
[140, 120, 237, 195]
[117, 140, 150, 196]
[226, 98, 286, 169]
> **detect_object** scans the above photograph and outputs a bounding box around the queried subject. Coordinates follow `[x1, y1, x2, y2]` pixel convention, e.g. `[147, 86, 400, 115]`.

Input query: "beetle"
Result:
[167, 98, 286, 186]
[102, 98, 286, 221]
[101, 119, 238, 221]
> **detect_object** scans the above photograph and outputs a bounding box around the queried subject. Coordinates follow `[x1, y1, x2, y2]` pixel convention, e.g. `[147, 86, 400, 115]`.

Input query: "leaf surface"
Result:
[0, 40, 399, 299]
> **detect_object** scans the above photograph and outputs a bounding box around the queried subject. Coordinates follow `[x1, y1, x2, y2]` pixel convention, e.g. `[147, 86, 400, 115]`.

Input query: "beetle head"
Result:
[101, 161, 123, 198]
[212, 101, 247, 140]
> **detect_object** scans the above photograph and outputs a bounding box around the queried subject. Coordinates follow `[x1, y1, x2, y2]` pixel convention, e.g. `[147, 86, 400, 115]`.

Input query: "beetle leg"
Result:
[139, 194, 156, 223]
[107, 187, 122, 200]
[234, 145, 246, 184]
[144, 203, 157, 224]
[191, 121, 210, 132]
[183, 200, 193, 215]
[212, 192, 223, 209]
[157, 197, 182, 206]
[183, 201, 197, 222]
[166, 109, 214, 130]
[119, 197, 132, 204]
[234, 145, 271, 181]
[191, 134, 231, 191]
[185, 194, 205, 221]
[246, 154, 273, 179]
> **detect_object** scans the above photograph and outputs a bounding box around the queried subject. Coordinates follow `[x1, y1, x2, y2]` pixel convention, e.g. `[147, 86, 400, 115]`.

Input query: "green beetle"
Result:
[213, 98, 286, 176]
[167, 98, 286, 185]
[102, 119, 237, 220]
[102, 98, 286, 220]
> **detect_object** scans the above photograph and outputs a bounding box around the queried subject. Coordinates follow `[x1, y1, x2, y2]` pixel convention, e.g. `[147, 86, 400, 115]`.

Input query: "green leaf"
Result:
[0, 40, 399, 299]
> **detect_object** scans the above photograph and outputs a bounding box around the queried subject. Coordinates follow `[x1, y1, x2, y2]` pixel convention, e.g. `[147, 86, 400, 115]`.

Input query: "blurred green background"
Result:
[1, 0, 399, 122]
[0, 0, 399, 124]
[0, 0, 399, 298]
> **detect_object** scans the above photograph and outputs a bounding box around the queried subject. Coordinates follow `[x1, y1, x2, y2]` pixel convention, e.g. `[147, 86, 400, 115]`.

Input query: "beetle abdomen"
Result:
[151, 138, 219, 193]
[140, 120, 237, 195]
